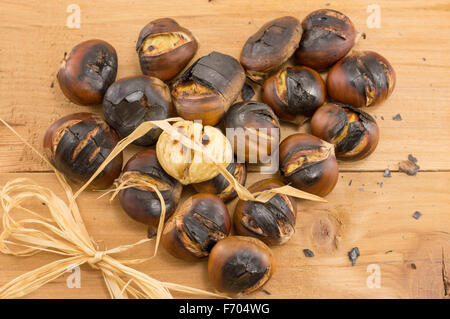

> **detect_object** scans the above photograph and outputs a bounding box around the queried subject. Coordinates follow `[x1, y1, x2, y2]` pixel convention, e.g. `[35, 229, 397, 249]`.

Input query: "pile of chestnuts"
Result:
[47, 8, 395, 297]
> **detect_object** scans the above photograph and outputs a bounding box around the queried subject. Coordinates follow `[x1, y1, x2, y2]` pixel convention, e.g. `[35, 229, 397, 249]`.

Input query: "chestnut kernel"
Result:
[57, 39, 118, 106]
[208, 236, 275, 295]
[279, 133, 338, 196]
[136, 18, 198, 81]
[103, 75, 173, 146]
[295, 9, 357, 70]
[43, 112, 123, 189]
[262, 66, 326, 123]
[327, 51, 396, 107]
[240, 16, 302, 81]
[234, 179, 297, 246]
[310, 103, 380, 160]
[162, 193, 231, 261]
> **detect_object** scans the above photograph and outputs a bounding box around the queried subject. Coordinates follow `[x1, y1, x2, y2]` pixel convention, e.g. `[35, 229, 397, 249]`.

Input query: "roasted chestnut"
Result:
[310, 103, 380, 160]
[103, 75, 173, 146]
[279, 133, 338, 196]
[208, 236, 275, 295]
[234, 179, 297, 246]
[240, 16, 302, 81]
[295, 9, 357, 70]
[43, 113, 123, 189]
[162, 193, 231, 261]
[224, 101, 280, 164]
[171, 51, 246, 126]
[327, 51, 396, 108]
[262, 66, 326, 123]
[136, 18, 198, 81]
[156, 120, 233, 185]
[117, 149, 182, 234]
[192, 161, 247, 203]
[57, 39, 118, 106]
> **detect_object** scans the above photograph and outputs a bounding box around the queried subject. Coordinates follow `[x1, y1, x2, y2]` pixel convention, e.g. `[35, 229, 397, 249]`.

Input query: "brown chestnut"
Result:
[327, 51, 396, 108]
[208, 236, 275, 295]
[295, 9, 357, 70]
[234, 179, 297, 246]
[311, 103, 380, 160]
[171, 51, 246, 126]
[161, 193, 231, 261]
[43, 112, 123, 189]
[103, 75, 173, 146]
[224, 101, 280, 164]
[262, 66, 326, 123]
[279, 133, 338, 196]
[117, 149, 182, 234]
[136, 18, 198, 81]
[57, 39, 118, 106]
[240, 16, 302, 81]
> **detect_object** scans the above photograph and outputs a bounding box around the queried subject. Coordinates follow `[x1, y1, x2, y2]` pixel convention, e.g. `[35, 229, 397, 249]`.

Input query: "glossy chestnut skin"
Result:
[279, 133, 338, 196]
[171, 51, 246, 126]
[103, 75, 173, 146]
[192, 161, 247, 203]
[224, 101, 280, 164]
[57, 39, 118, 106]
[234, 179, 297, 246]
[136, 18, 198, 81]
[295, 9, 357, 70]
[117, 149, 182, 234]
[327, 51, 396, 108]
[43, 113, 123, 189]
[162, 193, 231, 261]
[262, 66, 326, 123]
[311, 103, 380, 161]
[240, 16, 302, 81]
[208, 236, 275, 295]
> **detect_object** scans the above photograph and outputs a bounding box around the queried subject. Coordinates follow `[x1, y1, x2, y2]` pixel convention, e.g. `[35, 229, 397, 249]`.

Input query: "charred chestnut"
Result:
[262, 66, 326, 123]
[208, 236, 275, 295]
[117, 149, 182, 234]
[311, 103, 380, 160]
[279, 133, 338, 196]
[327, 51, 396, 107]
[136, 18, 198, 81]
[171, 51, 246, 126]
[162, 193, 231, 261]
[234, 179, 297, 246]
[240, 16, 302, 81]
[103, 75, 173, 146]
[43, 113, 123, 189]
[57, 39, 118, 106]
[295, 9, 357, 70]
[224, 101, 280, 164]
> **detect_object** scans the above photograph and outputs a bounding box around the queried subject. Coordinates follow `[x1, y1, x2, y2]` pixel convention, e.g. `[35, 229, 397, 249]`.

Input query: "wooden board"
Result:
[0, 0, 449, 299]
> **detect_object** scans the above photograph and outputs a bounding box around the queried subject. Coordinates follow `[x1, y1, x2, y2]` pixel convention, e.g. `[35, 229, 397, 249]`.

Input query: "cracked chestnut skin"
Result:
[162, 193, 231, 261]
[57, 39, 118, 106]
[311, 103, 380, 161]
[262, 66, 326, 123]
[279, 133, 338, 196]
[103, 75, 173, 146]
[136, 18, 198, 81]
[43, 113, 123, 189]
[234, 179, 297, 246]
[295, 9, 357, 70]
[208, 236, 275, 295]
[327, 51, 396, 108]
[117, 149, 182, 233]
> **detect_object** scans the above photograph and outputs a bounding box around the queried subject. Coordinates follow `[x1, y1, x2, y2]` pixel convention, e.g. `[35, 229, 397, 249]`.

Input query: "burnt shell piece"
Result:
[327, 51, 396, 108]
[103, 75, 173, 146]
[43, 112, 123, 189]
[234, 179, 297, 246]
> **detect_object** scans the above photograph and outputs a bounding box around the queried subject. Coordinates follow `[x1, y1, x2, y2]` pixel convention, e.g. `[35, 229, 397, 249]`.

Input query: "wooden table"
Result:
[0, 0, 449, 299]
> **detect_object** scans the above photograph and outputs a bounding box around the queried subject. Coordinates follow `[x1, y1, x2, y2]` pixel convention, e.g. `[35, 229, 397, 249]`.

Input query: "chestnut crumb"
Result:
[398, 160, 420, 176]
